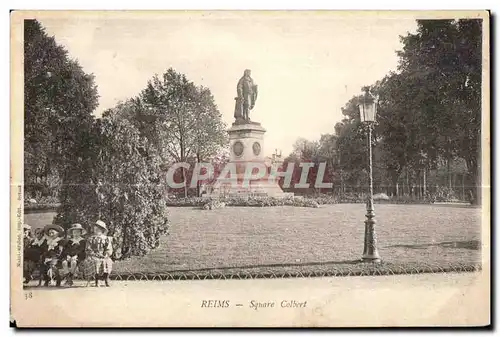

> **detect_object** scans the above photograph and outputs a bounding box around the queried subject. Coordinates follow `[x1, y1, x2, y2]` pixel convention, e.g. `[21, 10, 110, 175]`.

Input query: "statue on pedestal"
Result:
[204, 69, 290, 199]
[234, 69, 258, 123]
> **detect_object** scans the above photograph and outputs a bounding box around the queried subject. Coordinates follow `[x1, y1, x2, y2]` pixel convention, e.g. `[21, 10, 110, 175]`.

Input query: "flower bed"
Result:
[163, 195, 445, 208]
[199, 196, 319, 209]
[165, 197, 206, 207]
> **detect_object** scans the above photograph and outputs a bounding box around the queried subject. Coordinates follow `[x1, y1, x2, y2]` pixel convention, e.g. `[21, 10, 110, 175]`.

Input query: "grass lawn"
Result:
[24, 204, 482, 275]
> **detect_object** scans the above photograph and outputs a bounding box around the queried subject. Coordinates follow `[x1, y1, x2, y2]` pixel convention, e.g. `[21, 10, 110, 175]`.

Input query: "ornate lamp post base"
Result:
[362, 213, 381, 263]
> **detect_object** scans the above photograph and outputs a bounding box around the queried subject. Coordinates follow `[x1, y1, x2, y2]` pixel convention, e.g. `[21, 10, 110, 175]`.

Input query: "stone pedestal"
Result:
[228, 121, 266, 162]
[204, 121, 290, 198]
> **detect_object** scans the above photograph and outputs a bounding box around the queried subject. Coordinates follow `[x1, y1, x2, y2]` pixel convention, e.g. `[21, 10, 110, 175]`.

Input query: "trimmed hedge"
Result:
[166, 196, 321, 209]
[165, 198, 206, 207]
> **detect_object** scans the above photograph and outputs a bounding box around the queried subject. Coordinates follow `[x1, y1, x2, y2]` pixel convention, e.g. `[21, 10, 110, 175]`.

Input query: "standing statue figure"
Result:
[234, 69, 258, 123]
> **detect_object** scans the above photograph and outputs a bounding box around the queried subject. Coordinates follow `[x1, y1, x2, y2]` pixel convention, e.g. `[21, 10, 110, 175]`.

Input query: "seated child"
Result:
[23, 223, 32, 249]
[61, 223, 87, 286]
[22, 224, 33, 284]
[86, 220, 113, 287]
[23, 227, 45, 284]
[40, 224, 65, 287]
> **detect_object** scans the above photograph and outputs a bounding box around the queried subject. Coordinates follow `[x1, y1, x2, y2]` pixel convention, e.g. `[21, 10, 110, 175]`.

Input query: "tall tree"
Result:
[373, 73, 433, 196]
[55, 117, 170, 259]
[192, 86, 228, 196]
[317, 134, 338, 193]
[26, 20, 169, 258]
[24, 19, 99, 198]
[397, 19, 482, 203]
[137, 68, 227, 197]
[334, 96, 371, 194]
[287, 138, 325, 193]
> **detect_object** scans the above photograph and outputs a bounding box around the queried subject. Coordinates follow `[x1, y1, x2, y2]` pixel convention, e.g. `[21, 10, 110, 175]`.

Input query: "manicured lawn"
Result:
[24, 204, 482, 274]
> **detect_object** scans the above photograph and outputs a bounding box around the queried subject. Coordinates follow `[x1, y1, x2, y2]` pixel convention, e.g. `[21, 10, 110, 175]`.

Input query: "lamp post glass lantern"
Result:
[358, 87, 381, 263]
[359, 96, 376, 123]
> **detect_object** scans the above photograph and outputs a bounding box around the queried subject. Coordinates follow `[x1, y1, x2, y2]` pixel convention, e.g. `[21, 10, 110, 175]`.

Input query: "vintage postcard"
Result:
[10, 10, 490, 327]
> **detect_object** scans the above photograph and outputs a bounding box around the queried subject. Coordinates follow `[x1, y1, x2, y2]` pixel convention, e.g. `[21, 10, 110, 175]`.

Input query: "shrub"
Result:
[202, 200, 226, 210]
[166, 197, 206, 207]
[24, 195, 60, 205]
[339, 193, 365, 203]
[192, 195, 320, 208]
[430, 186, 458, 202]
[376, 195, 431, 204]
[55, 118, 169, 260]
[304, 195, 340, 205]
[373, 193, 390, 201]
[291, 198, 320, 208]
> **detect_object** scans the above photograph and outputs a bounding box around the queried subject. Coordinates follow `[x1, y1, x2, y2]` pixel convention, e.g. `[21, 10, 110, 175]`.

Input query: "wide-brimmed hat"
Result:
[43, 224, 65, 236]
[93, 220, 108, 234]
[23, 223, 31, 230]
[67, 223, 87, 236]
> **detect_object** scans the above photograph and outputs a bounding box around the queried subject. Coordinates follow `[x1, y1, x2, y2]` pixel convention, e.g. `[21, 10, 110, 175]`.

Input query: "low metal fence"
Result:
[23, 261, 482, 286]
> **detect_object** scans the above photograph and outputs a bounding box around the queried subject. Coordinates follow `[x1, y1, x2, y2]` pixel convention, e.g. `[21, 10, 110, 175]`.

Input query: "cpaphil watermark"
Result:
[164, 162, 333, 189]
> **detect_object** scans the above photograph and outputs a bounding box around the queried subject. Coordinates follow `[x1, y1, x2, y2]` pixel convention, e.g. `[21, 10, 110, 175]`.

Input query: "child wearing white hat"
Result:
[61, 223, 87, 286]
[86, 220, 113, 287]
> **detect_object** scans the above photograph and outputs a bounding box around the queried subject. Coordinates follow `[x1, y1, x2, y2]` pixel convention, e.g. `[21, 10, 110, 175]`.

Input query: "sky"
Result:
[39, 11, 418, 157]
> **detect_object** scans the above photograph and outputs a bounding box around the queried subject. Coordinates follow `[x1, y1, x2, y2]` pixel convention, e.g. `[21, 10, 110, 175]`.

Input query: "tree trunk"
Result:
[466, 157, 480, 205]
[340, 170, 344, 196]
[406, 169, 409, 196]
[423, 167, 427, 198]
[180, 167, 186, 198]
[447, 158, 452, 190]
[460, 173, 464, 201]
[196, 152, 201, 197]
[416, 170, 421, 199]
[389, 170, 399, 197]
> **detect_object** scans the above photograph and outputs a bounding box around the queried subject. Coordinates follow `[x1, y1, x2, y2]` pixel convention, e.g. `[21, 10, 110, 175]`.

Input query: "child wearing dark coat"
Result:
[40, 224, 65, 287]
[23, 227, 45, 284]
[61, 223, 87, 286]
[23, 224, 33, 284]
[23, 223, 32, 249]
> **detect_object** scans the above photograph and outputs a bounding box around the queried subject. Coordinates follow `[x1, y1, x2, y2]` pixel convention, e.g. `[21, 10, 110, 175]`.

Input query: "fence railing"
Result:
[23, 261, 482, 286]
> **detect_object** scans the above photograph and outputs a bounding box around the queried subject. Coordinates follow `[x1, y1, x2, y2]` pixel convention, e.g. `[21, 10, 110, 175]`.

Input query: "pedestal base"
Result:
[203, 121, 290, 199]
[203, 177, 292, 199]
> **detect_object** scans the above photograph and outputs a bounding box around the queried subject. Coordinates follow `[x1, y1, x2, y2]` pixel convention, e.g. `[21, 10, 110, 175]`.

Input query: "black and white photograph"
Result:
[10, 10, 490, 327]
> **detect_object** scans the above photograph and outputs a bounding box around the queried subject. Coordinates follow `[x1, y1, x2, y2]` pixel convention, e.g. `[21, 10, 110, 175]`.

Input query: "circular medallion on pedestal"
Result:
[233, 141, 244, 157]
[252, 142, 261, 156]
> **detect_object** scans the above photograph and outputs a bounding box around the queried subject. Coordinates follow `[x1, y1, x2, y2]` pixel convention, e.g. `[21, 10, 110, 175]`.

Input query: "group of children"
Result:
[23, 220, 114, 287]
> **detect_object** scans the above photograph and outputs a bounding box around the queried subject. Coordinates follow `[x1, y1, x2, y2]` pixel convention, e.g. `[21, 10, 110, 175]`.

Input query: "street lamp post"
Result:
[358, 87, 381, 263]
